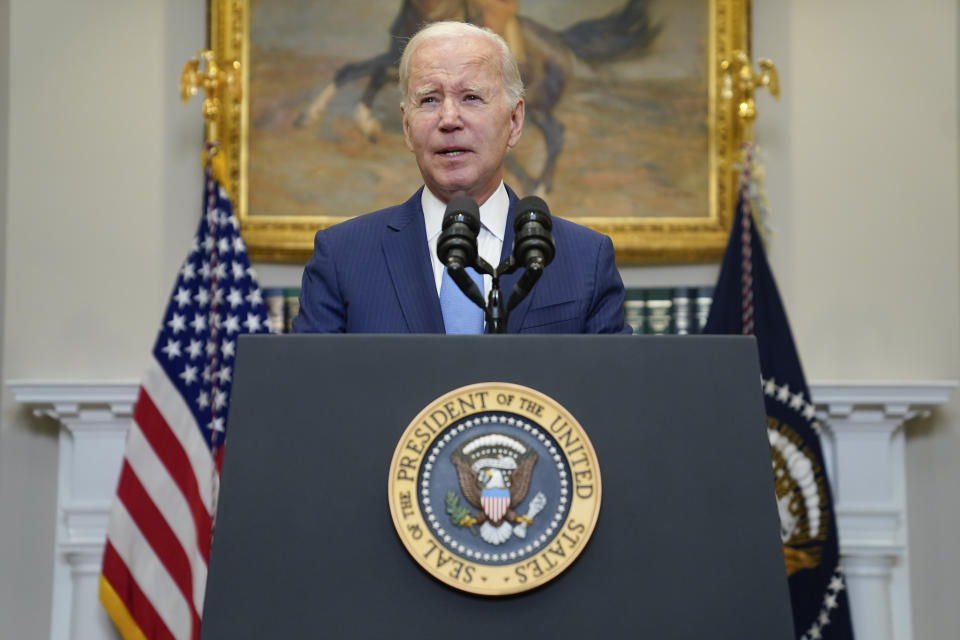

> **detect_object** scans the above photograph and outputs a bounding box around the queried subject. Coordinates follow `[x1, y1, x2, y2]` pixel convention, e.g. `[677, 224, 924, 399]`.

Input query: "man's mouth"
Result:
[437, 148, 470, 157]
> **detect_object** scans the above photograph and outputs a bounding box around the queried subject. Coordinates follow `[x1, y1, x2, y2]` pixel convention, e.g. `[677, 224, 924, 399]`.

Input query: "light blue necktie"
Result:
[439, 266, 484, 334]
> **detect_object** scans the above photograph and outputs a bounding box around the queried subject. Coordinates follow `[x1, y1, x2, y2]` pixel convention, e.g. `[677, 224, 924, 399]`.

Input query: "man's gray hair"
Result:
[398, 21, 525, 108]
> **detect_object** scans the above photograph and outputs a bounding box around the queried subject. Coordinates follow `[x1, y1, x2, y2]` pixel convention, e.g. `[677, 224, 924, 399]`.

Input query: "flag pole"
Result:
[720, 50, 780, 240]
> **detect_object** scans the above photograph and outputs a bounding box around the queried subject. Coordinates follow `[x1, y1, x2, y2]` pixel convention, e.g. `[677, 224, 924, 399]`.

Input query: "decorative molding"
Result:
[7, 381, 139, 402]
[810, 379, 957, 640]
[811, 381, 956, 420]
[8, 379, 955, 640]
[8, 381, 138, 423]
[8, 380, 138, 640]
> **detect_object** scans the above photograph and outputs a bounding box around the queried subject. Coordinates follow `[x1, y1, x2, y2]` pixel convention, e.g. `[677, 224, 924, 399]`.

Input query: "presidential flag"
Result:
[703, 147, 855, 640]
[99, 164, 272, 639]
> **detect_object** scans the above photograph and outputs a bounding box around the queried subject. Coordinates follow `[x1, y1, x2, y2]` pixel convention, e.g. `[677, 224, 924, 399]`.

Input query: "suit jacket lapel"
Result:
[381, 189, 444, 333]
[500, 186, 535, 332]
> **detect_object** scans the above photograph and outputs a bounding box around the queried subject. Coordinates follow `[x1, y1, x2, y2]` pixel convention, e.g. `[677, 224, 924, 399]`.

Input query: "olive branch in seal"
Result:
[445, 491, 479, 535]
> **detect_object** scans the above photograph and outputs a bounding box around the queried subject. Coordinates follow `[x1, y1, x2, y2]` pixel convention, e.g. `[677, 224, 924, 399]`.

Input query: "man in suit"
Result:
[293, 21, 630, 334]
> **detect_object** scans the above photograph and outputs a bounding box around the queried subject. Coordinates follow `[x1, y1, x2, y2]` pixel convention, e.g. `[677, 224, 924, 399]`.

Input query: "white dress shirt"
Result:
[422, 182, 509, 298]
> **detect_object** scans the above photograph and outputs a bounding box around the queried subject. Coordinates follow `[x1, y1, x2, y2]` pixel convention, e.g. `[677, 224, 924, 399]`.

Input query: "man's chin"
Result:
[420, 164, 500, 203]
[428, 175, 479, 199]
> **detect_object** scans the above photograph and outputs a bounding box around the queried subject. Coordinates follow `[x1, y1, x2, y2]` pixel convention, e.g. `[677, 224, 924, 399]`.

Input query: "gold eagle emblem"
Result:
[449, 433, 545, 545]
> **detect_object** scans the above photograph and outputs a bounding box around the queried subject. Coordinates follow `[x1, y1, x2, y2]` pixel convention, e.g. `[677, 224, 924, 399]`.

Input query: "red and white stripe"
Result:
[482, 494, 510, 523]
[101, 357, 218, 640]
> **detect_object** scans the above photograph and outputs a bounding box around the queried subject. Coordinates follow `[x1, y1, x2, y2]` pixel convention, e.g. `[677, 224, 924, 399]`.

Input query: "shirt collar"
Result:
[422, 182, 508, 242]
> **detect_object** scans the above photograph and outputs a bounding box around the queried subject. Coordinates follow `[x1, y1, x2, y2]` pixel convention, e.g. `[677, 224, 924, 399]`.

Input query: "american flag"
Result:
[99, 166, 272, 639]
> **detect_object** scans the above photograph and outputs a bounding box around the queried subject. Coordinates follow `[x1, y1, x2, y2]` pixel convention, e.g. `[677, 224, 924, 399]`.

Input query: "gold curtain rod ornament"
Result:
[720, 50, 780, 142]
[180, 50, 242, 154]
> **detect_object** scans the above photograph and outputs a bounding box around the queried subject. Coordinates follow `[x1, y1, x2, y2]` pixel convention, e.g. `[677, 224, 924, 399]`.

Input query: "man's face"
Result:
[401, 34, 524, 205]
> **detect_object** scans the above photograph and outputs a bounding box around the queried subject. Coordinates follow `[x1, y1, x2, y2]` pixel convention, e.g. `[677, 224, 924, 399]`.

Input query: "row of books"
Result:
[264, 288, 301, 334]
[623, 287, 715, 335]
[266, 286, 715, 335]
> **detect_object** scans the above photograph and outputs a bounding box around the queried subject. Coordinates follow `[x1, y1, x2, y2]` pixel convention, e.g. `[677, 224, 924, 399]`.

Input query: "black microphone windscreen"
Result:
[513, 196, 552, 230]
[444, 195, 481, 231]
[438, 195, 481, 268]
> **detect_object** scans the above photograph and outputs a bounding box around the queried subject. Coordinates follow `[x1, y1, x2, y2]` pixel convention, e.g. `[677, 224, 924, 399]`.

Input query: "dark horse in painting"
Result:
[295, 0, 661, 196]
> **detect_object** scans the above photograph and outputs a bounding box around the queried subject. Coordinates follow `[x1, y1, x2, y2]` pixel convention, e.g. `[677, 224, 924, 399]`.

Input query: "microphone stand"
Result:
[470, 255, 545, 334]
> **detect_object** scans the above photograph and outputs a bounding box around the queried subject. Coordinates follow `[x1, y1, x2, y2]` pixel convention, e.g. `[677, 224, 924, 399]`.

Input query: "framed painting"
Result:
[210, 0, 751, 263]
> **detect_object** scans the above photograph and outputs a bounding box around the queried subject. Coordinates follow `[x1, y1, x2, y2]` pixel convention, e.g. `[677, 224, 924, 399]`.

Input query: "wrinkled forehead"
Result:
[406, 35, 503, 92]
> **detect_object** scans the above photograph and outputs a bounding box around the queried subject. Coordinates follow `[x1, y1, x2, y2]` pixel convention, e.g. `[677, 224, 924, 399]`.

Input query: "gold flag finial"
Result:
[180, 50, 241, 156]
[720, 51, 780, 142]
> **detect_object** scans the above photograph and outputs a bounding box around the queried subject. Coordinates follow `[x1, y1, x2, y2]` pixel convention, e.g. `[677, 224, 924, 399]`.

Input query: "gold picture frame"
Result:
[210, 0, 751, 264]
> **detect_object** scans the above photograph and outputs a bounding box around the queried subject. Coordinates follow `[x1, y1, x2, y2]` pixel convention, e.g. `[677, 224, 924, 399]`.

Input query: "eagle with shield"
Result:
[448, 433, 547, 545]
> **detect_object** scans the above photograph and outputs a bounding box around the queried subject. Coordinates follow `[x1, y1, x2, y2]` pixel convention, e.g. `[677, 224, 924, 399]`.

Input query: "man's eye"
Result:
[465, 95, 481, 102]
[420, 96, 436, 105]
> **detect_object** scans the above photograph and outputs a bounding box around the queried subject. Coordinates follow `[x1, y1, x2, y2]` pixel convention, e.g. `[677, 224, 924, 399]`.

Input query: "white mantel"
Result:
[9, 379, 955, 640]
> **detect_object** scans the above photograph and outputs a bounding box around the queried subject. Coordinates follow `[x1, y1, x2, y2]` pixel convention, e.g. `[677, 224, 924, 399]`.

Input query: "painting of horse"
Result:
[247, 0, 708, 222]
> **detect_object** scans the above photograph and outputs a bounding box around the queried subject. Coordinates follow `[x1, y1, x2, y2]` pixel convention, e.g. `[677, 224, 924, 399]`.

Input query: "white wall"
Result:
[0, 0, 10, 625]
[0, 0, 8, 410]
[0, 1, 203, 637]
[0, 1, 957, 639]
[753, 2, 960, 638]
[900, 0, 960, 632]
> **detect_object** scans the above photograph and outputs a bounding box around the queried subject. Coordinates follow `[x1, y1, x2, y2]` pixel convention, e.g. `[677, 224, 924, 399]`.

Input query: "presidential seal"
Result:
[387, 382, 601, 596]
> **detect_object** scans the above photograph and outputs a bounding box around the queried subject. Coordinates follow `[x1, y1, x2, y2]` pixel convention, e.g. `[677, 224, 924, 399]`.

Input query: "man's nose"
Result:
[438, 98, 462, 130]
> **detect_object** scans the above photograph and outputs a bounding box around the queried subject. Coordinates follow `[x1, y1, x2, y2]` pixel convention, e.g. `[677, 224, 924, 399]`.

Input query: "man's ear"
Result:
[507, 98, 524, 149]
[401, 103, 414, 152]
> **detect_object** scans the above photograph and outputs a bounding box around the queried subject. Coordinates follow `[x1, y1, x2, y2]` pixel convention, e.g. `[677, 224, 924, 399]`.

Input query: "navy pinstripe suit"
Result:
[292, 187, 630, 334]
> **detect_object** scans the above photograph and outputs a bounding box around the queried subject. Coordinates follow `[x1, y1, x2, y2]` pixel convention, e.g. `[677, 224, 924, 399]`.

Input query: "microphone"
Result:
[505, 196, 555, 314]
[512, 196, 555, 271]
[437, 195, 481, 270]
[436, 195, 485, 310]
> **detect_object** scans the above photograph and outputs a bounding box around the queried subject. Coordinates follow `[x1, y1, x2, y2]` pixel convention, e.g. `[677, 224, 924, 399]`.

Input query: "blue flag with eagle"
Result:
[703, 147, 854, 640]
